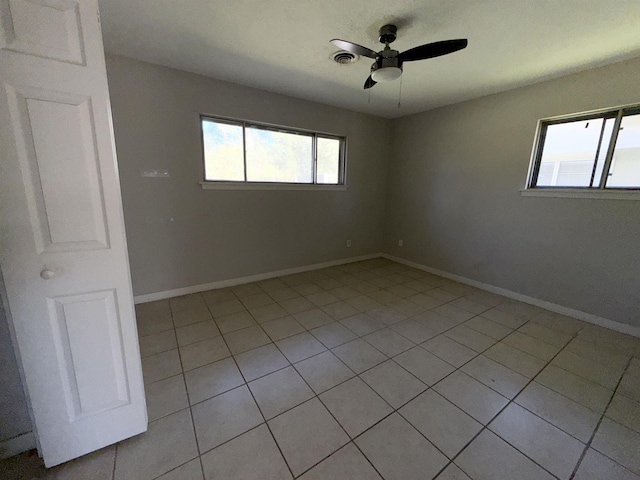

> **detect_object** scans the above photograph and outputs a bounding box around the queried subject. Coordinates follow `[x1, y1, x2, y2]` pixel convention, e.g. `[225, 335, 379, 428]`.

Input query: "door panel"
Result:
[0, 0, 147, 467]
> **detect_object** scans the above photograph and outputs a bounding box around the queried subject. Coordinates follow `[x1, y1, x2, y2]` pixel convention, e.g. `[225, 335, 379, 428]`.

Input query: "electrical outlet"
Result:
[346, 240, 352, 247]
[398, 239, 403, 247]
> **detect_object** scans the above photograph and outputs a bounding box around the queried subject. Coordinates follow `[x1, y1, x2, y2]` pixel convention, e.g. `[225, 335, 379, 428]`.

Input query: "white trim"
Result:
[382, 254, 640, 338]
[134, 253, 382, 304]
[0, 431, 36, 459]
[200, 182, 348, 191]
[520, 188, 640, 200]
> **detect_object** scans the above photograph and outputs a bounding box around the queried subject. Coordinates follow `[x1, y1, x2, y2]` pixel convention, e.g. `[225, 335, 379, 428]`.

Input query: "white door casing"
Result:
[0, 0, 147, 467]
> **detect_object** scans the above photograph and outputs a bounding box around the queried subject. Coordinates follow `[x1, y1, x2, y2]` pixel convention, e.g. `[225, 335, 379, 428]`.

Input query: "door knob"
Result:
[40, 268, 55, 280]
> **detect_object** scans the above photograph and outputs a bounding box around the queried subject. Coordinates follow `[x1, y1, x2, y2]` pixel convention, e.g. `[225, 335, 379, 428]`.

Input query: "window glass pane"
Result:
[592, 118, 615, 186]
[606, 113, 640, 188]
[317, 137, 341, 184]
[202, 120, 244, 181]
[245, 127, 313, 183]
[536, 119, 603, 187]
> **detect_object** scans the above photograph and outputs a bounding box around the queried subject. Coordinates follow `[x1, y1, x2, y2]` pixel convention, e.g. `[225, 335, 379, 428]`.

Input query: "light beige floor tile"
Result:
[240, 292, 274, 310]
[294, 283, 323, 296]
[456, 430, 555, 480]
[360, 360, 426, 408]
[422, 335, 477, 368]
[294, 308, 335, 329]
[592, 418, 640, 474]
[489, 403, 584, 478]
[171, 306, 212, 328]
[606, 393, 640, 433]
[390, 298, 427, 316]
[269, 398, 349, 477]
[436, 463, 473, 479]
[363, 328, 415, 356]
[484, 341, 546, 378]
[519, 322, 573, 348]
[450, 297, 492, 315]
[495, 300, 543, 320]
[232, 283, 263, 298]
[136, 300, 171, 321]
[137, 311, 174, 337]
[536, 365, 613, 413]
[307, 291, 340, 307]
[394, 346, 455, 385]
[400, 389, 482, 459]
[249, 303, 288, 324]
[564, 338, 630, 370]
[434, 371, 508, 424]
[574, 448, 640, 480]
[332, 339, 387, 374]
[146, 374, 189, 422]
[46, 445, 116, 480]
[516, 382, 601, 442]
[433, 304, 475, 322]
[529, 311, 586, 335]
[346, 295, 382, 312]
[424, 288, 460, 303]
[385, 284, 419, 299]
[280, 296, 315, 315]
[208, 299, 245, 318]
[321, 301, 360, 320]
[142, 349, 182, 384]
[140, 330, 177, 358]
[202, 288, 236, 306]
[445, 325, 496, 352]
[320, 377, 392, 437]
[200, 425, 291, 480]
[298, 443, 382, 480]
[619, 372, 640, 403]
[350, 282, 380, 295]
[191, 385, 263, 453]
[327, 286, 361, 300]
[223, 325, 270, 355]
[461, 355, 528, 398]
[310, 322, 358, 349]
[170, 295, 206, 313]
[356, 413, 448, 480]
[155, 459, 203, 480]
[366, 306, 407, 326]
[180, 336, 230, 372]
[115, 409, 198, 480]
[552, 349, 625, 390]
[341, 313, 386, 336]
[175, 320, 220, 347]
[184, 357, 243, 405]
[416, 311, 459, 334]
[390, 318, 438, 343]
[481, 308, 527, 329]
[261, 316, 305, 341]
[502, 331, 560, 361]
[215, 311, 257, 334]
[257, 278, 287, 292]
[464, 316, 512, 340]
[276, 332, 327, 363]
[248, 366, 314, 419]
[268, 287, 300, 302]
[294, 351, 354, 394]
[315, 278, 343, 290]
[235, 343, 289, 382]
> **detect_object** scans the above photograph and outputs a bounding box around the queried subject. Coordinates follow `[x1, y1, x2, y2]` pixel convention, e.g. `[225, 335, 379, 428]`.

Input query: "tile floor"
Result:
[3, 258, 640, 480]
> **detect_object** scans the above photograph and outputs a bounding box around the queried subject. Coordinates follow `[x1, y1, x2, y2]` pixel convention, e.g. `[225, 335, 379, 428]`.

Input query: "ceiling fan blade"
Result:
[398, 39, 468, 62]
[330, 39, 379, 59]
[364, 76, 377, 89]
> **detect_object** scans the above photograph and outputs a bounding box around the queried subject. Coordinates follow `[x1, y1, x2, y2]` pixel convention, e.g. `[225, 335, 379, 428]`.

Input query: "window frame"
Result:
[525, 103, 640, 196]
[199, 115, 347, 190]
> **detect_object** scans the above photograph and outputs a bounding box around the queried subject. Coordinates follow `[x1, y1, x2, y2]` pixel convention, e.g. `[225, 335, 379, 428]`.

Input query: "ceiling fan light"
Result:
[371, 66, 402, 82]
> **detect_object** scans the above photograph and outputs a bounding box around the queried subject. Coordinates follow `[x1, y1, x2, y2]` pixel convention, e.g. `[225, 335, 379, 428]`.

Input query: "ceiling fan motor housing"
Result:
[371, 52, 403, 82]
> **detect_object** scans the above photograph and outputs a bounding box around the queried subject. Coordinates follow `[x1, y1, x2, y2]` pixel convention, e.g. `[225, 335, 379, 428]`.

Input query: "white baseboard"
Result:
[134, 253, 383, 304]
[383, 253, 640, 339]
[0, 431, 35, 459]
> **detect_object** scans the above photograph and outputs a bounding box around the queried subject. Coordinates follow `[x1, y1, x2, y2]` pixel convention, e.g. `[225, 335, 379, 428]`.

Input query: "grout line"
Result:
[567, 356, 634, 480]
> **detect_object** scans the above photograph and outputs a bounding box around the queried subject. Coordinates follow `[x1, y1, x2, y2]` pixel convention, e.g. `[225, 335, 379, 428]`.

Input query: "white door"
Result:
[0, 0, 147, 467]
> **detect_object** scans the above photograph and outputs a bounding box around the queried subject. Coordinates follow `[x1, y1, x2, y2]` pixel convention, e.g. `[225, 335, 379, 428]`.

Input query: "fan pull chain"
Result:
[398, 75, 403, 108]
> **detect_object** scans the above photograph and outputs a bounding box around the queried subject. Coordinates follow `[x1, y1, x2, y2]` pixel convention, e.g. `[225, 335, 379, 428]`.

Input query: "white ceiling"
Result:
[98, 0, 640, 119]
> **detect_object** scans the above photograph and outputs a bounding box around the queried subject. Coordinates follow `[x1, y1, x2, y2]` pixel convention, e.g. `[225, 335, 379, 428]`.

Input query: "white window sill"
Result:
[520, 188, 640, 200]
[200, 182, 348, 191]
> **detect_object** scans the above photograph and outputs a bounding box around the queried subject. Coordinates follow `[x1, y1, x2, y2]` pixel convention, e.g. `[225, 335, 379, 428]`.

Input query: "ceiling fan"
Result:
[331, 24, 468, 89]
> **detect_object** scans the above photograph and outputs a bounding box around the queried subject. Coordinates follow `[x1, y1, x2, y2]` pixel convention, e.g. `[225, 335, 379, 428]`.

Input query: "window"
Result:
[527, 105, 640, 191]
[201, 116, 345, 187]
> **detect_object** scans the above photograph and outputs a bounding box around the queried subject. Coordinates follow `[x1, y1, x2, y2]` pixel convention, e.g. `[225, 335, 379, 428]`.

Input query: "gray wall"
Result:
[106, 55, 392, 296]
[0, 272, 33, 451]
[385, 57, 640, 327]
